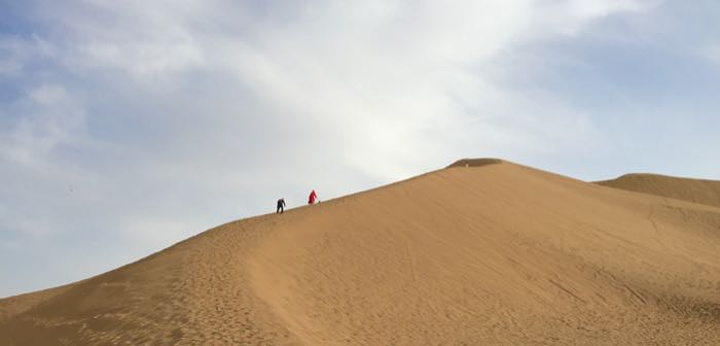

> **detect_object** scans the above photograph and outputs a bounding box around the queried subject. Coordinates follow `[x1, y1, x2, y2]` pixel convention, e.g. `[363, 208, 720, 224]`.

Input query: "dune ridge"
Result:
[597, 173, 720, 208]
[2, 160, 720, 345]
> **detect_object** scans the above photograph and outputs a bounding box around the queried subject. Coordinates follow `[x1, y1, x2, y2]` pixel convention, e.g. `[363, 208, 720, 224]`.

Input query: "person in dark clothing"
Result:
[276, 198, 286, 214]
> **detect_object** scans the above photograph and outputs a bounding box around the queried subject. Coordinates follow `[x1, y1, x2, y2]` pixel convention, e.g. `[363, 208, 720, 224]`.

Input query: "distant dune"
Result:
[2, 160, 720, 345]
[597, 173, 720, 208]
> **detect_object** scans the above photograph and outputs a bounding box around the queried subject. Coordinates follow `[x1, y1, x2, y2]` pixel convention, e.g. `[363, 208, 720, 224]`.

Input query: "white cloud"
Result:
[28, 84, 67, 104]
[703, 43, 720, 66]
[0, 38, 29, 75]
[0, 34, 58, 75]
[1, 83, 87, 166]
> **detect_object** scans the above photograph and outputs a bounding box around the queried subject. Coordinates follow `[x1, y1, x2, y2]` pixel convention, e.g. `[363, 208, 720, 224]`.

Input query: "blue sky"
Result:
[1, 0, 719, 297]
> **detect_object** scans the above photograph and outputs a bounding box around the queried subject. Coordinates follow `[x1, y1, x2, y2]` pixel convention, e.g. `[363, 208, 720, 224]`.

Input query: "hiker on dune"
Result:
[276, 198, 286, 214]
[308, 190, 318, 204]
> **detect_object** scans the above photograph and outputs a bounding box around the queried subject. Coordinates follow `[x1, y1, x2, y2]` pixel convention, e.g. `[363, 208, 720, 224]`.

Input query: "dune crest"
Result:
[2, 159, 720, 345]
[446, 158, 504, 168]
[597, 173, 720, 208]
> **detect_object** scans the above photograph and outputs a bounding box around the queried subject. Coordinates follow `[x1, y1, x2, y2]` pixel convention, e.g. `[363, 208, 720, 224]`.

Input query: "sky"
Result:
[1, 0, 719, 298]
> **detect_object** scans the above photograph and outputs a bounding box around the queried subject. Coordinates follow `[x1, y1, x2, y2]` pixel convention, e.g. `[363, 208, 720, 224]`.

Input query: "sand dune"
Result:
[597, 173, 720, 208]
[2, 159, 720, 345]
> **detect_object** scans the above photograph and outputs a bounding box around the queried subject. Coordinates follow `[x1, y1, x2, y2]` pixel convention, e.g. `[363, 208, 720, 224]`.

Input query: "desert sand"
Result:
[1, 159, 719, 345]
[598, 172, 720, 208]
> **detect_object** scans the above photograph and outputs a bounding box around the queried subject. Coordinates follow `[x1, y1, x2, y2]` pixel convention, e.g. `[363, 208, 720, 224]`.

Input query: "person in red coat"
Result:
[308, 190, 318, 204]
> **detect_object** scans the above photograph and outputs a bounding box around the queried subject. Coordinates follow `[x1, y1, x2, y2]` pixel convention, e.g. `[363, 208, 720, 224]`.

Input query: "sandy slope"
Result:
[597, 173, 720, 208]
[2, 159, 720, 345]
